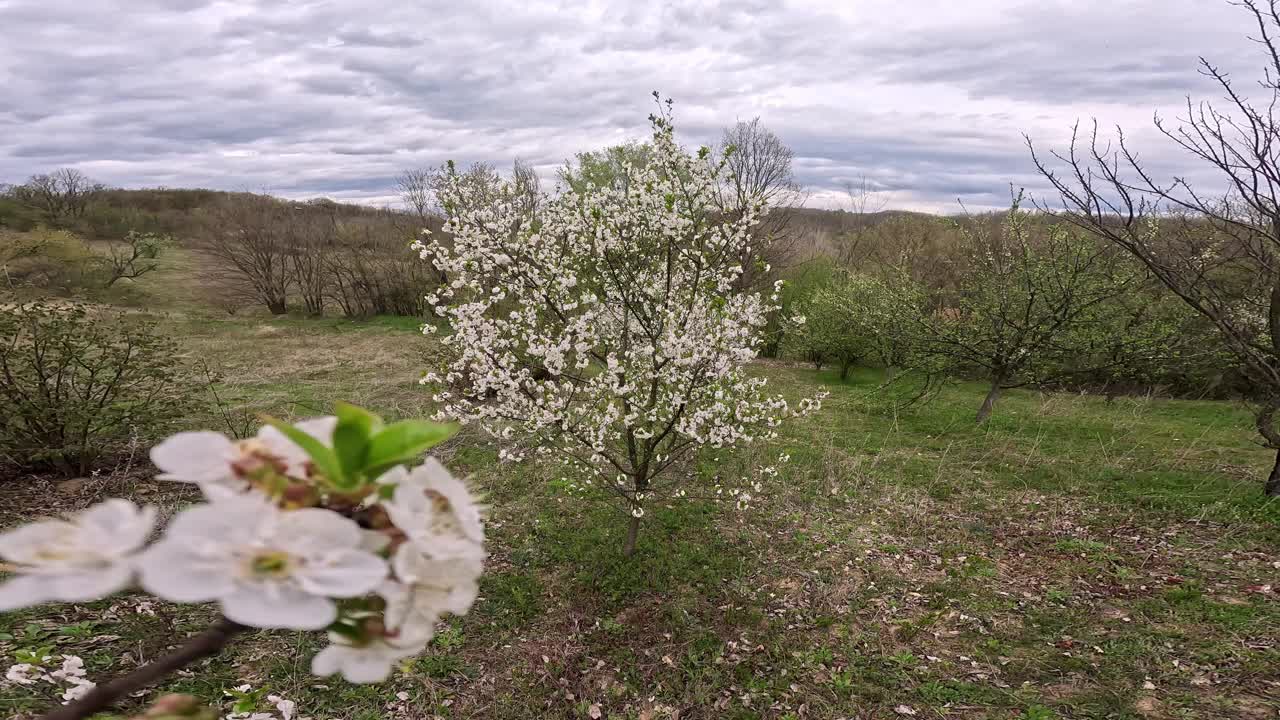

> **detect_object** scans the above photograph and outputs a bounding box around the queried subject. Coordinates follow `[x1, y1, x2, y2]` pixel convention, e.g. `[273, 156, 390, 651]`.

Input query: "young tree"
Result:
[785, 270, 927, 380]
[854, 270, 929, 376]
[99, 230, 168, 287]
[919, 197, 1138, 423]
[1058, 290, 1229, 399]
[786, 284, 862, 380]
[1029, 0, 1280, 494]
[417, 103, 823, 557]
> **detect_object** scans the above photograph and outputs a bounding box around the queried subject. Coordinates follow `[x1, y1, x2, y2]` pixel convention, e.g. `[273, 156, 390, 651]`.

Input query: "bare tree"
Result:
[398, 168, 433, 221]
[195, 195, 294, 315]
[325, 211, 434, 318]
[14, 169, 104, 221]
[290, 202, 338, 316]
[843, 175, 889, 217]
[511, 158, 542, 218]
[834, 175, 891, 267]
[715, 118, 809, 302]
[719, 118, 804, 211]
[1029, 0, 1280, 494]
[718, 117, 805, 260]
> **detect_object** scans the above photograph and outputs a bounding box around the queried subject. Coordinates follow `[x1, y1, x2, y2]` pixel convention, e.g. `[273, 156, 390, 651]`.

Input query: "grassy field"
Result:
[2, 256, 1278, 719]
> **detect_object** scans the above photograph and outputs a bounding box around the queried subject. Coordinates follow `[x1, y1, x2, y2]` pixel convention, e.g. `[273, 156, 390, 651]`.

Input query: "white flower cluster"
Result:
[4, 655, 95, 703]
[0, 414, 483, 685]
[415, 105, 823, 514]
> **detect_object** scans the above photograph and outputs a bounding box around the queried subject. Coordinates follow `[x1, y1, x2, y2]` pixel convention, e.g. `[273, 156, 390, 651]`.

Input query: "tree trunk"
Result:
[622, 514, 641, 558]
[267, 297, 287, 315]
[840, 361, 852, 380]
[976, 376, 1003, 424]
[1267, 448, 1280, 497]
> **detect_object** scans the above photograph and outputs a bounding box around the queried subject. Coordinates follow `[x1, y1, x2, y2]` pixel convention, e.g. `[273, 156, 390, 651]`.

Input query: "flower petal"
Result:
[0, 521, 68, 564]
[256, 417, 336, 478]
[310, 644, 346, 678]
[337, 650, 397, 683]
[77, 500, 155, 554]
[392, 543, 483, 586]
[165, 494, 273, 544]
[47, 565, 134, 603]
[293, 416, 338, 444]
[220, 585, 335, 630]
[276, 509, 361, 553]
[135, 542, 235, 602]
[0, 575, 51, 611]
[374, 465, 409, 487]
[150, 432, 235, 484]
[295, 550, 387, 598]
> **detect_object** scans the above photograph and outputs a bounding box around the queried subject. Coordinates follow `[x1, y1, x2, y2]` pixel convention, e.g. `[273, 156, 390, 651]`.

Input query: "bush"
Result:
[0, 227, 95, 292]
[0, 302, 185, 476]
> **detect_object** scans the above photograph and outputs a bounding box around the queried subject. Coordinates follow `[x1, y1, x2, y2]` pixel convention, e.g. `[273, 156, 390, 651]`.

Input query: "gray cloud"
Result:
[0, 0, 1263, 211]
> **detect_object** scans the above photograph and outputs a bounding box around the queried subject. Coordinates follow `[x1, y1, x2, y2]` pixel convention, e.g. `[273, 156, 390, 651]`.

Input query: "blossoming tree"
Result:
[415, 99, 822, 557]
[0, 405, 483, 720]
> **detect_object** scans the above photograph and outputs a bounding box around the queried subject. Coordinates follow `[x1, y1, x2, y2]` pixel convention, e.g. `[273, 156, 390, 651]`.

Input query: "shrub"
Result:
[0, 302, 185, 476]
[0, 227, 95, 292]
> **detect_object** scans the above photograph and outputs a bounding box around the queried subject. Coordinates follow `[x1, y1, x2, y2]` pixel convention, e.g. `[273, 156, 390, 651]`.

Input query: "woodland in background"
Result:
[0, 164, 1249, 406]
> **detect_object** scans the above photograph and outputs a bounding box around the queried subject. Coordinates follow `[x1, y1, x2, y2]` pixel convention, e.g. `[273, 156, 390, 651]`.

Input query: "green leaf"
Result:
[263, 416, 346, 487]
[365, 419, 458, 474]
[335, 402, 384, 434]
[332, 403, 383, 478]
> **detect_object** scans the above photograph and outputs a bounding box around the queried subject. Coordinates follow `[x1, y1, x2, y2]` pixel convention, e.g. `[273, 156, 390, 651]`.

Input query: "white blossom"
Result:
[415, 105, 821, 521]
[150, 417, 337, 498]
[136, 494, 386, 629]
[0, 499, 154, 610]
[380, 459, 484, 548]
[376, 460, 485, 637]
[310, 634, 423, 683]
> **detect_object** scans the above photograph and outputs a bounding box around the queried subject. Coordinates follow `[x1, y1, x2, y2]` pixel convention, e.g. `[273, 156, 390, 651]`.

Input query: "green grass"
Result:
[2, 313, 1278, 719]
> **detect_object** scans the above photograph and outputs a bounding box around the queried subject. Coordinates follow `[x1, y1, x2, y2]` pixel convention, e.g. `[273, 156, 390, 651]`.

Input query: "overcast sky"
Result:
[0, 0, 1266, 212]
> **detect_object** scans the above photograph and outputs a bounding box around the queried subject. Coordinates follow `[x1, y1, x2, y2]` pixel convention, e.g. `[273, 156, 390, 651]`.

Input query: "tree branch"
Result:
[40, 617, 247, 720]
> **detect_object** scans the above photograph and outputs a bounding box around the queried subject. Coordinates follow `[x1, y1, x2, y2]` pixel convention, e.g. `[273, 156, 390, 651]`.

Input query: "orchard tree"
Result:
[786, 272, 925, 380]
[785, 284, 861, 380]
[0, 407, 483, 720]
[920, 197, 1138, 423]
[1060, 290, 1229, 399]
[416, 100, 823, 557]
[849, 270, 928, 376]
[1030, 0, 1280, 495]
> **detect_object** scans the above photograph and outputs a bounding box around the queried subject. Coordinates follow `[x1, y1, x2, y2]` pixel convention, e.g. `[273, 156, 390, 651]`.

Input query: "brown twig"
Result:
[39, 617, 248, 720]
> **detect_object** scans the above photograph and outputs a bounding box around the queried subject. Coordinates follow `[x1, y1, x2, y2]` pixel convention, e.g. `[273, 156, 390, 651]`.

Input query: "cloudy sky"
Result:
[0, 0, 1265, 212]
